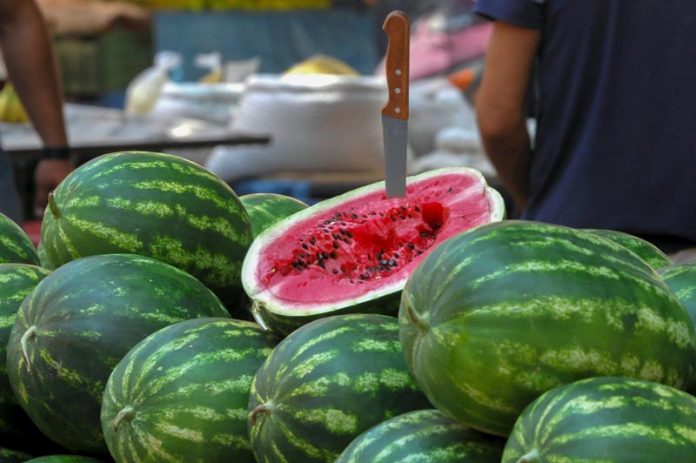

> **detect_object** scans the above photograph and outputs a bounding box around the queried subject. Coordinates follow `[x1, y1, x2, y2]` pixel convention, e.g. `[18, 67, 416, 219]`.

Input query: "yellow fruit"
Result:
[0, 84, 29, 123]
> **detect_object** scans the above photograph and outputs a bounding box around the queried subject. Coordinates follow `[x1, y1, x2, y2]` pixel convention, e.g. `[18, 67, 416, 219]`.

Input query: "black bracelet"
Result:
[41, 146, 71, 160]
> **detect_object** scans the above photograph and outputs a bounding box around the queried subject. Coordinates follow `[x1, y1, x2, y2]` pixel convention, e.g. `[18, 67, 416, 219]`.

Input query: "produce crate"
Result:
[54, 29, 153, 97]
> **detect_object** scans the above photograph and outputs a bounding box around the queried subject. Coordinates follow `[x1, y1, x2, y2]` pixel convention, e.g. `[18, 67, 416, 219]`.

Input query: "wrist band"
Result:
[41, 146, 71, 160]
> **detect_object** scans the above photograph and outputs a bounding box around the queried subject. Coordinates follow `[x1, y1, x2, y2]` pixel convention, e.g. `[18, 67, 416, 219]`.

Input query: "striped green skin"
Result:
[37, 241, 55, 270]
[660, 262, 696, 392]
[400, 221, 696, 437]
[661, 262, 696, 331]
[40, 151, 253, 310]
[0, 212, 39, 265]
[240, 193, 308, 237]
[248, 314, 431, 463]
[503, 377, 696, 462]
[0, 264, 50, 436]
[0, 447, 32, 462]
[336, 409, 504, 463]
[6, 254, 230, 456]
[25, 457, 104, 463]
[586, 229, 672, 269]
[101, 317, 277, 463]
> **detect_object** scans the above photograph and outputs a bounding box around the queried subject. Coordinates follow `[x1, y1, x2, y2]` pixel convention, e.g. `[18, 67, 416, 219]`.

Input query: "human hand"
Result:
[34, 158, 74, 217]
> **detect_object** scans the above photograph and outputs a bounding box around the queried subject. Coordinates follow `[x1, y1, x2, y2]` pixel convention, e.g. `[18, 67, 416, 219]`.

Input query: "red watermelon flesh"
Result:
[245, 168, 505, 314]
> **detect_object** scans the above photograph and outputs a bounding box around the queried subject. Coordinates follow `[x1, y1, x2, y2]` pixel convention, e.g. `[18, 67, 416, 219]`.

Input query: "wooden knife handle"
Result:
[382, 11, 410, 121]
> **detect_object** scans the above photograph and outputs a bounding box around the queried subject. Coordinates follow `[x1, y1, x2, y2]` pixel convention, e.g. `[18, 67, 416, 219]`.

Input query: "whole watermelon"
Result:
[0, 264, 50, 436]
[503, 377, 696, 462]
[0, 447, 32, 463]
[248, 314, 431, 463]
[586, 228, 671, 269]
[101, 317, 277, 463]
[40, 151, 252, 309]
[240, 193, 308, 237]
[7, 254, 230, 455]
[400, 221, 695, 436]
[661, 262, 696, 392]
[25, 457, 104, 463]
[336, 409, 504, 463]
[0, 212, 39, 265]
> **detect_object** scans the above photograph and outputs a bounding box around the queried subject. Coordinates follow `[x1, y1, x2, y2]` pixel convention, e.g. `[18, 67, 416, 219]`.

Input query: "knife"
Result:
[382, 10, 410, 198]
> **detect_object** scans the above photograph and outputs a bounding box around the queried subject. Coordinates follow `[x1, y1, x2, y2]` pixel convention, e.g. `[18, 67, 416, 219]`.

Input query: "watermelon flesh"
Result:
[243, 168, 504, 333]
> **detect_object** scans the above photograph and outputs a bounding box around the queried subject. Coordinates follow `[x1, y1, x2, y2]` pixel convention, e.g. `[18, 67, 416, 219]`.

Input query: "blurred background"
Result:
[1, 0, 499, 225]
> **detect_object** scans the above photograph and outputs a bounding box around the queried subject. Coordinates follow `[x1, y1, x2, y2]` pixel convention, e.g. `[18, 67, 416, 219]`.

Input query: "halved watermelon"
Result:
[242, 168, 504, 335]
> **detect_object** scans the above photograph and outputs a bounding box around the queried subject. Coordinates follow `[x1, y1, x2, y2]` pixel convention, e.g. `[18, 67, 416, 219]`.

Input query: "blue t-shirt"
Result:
[475, 0, 696, 252]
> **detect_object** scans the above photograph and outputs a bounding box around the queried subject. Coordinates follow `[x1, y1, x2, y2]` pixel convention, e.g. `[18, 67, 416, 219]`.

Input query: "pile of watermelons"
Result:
[0, 151, 694, 463]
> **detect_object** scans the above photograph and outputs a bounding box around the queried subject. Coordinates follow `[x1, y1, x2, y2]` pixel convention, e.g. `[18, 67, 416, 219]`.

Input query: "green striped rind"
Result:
[7, 254, 231, 455]
[0, 264, 50, 435]
[336, 409, 504, 463]
[40, 151, 253, 309]
[25, 457, 104, 463]
[240, 193, 308, 237]
[243, 167, 505, 337]
[101, 317, 277, 463]
[37, 241, 54, 270]
[0, 447, 32, 462]
[660, 262, 696, 392]
[502, 376, 696, 462]
[0, 213, 39, 265]
[661, 262, 696, 329]
[587, 229, 672, 269]
[400, 221, 696, 437]
[248, 314, 431, 463]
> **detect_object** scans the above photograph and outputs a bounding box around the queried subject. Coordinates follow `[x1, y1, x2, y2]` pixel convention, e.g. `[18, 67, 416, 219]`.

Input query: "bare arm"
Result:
[476, 21, 540, 213]
[0, 0, 72, 215]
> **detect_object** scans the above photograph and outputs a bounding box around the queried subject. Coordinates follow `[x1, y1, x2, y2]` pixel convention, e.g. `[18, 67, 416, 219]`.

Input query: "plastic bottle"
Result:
[124, 51, 182, 116]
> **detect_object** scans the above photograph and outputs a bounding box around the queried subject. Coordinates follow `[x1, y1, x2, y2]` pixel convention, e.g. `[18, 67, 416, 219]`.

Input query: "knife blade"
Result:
[382, 10, 410, 198]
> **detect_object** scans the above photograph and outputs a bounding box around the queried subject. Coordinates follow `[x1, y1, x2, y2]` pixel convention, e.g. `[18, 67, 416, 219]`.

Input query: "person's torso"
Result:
[524, 0, 696, 252]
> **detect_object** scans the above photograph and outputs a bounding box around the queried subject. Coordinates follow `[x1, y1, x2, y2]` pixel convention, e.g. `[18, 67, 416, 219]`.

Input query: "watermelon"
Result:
[336, 409, 504, 463]
[242, 167, 504, 335]
[503, 376, 696, 462]
[399, 221, 696, 436]
[661, 262, 696, 327]
[101, 317, 277, 463]
[0, 264, 50, 436]
[248, 314, 431, 463]
[661, 262, 696, 392]
[0, 447, 32, 462]
[0, 212, 39, 265]
[25, 457, 104, 463]
[587, 228, 671, 269]
[40, 151, 253, 309]
[240, 193, 308, 237]
[6, 254, 230, 455]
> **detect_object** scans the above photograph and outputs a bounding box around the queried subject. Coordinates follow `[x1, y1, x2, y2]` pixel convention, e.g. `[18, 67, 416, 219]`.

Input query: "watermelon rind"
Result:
[40, 151, 253, 310]
[25, 457, 104, 463]
[586, 228, 672, 269]
[400, 220, 696, 436]
[336, 409, 504, 463]
[0, 447, 33, 463]
[242, 167, 505, 335]
[502, 376, 696, 462]
[101, 317, 277, 463]
[0, 264, 50, 436]
[0, 212, 39, 265]
[240, 193, 308, 237]
[248, 314, 432, 463]
[660, 262, 696, 392]
[6, 254, 231, 455]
